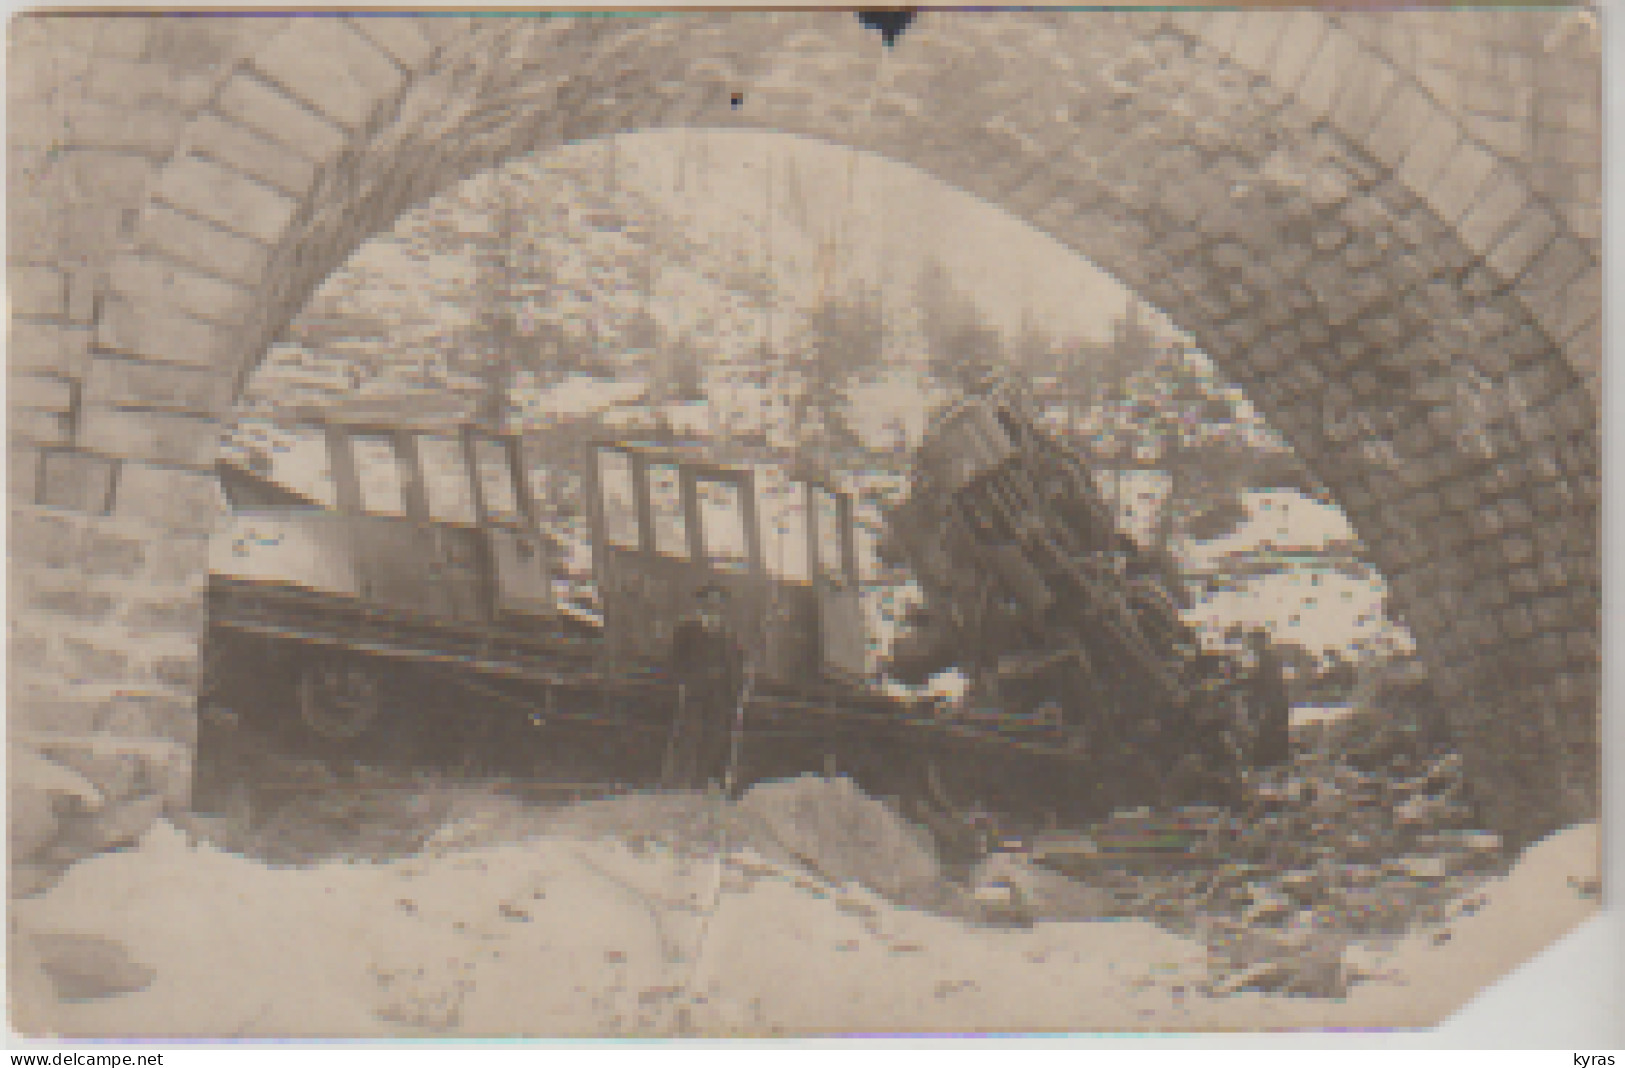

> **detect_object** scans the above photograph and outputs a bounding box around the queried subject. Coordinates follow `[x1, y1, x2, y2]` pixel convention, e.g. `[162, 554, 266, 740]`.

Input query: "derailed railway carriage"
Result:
[584, 441, 869, 690]
[198, 418, 587, 797]
[198, 416, 895, 805]
[196, 385, 1257, 830]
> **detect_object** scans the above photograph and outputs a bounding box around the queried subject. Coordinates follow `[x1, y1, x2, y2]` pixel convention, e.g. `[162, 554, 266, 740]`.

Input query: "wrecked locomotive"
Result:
[886, 379, 1262, 802]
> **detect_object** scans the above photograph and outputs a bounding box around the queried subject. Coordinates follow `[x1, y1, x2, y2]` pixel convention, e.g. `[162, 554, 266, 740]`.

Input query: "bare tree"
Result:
[915, 255, 1006, 389]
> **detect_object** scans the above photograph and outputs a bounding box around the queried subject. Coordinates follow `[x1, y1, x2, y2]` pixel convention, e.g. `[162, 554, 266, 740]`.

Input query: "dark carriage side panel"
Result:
[346, 516, 486, 623]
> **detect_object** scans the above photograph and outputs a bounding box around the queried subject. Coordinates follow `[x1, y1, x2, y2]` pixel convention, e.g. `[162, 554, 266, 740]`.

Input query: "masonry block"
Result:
[1292, 28, 1356, 120]
[91, 526, 160, 585]
[1468, 112, 1530, 161]
[9, 266, 67, 318]
[1419, 141, 1497, 226]
[78, 407, 220, 468]
[88, 688, 197, 748]
[10, 373, 75, 413]
[1331, 55, 1400, 139]
[1228, 13, 1288, 73]
[106, 253, 256, 325]
[1485, 206, 1557, 282]
[96, 298, 237, 369]
[1264, 11, 1327, 95]
[146, 532, 212, 585]
[1364, 83, 1435, 169]
[9, 320, 92, 377]
[92, 18, 151, 58]
[1559, 199, 1600, 245]
[150, 653, 201, 691]
[213, 72, 349, 160]
[7, 197, 64, 264]
[1563, 317, 1601, 391]
[133, 203, 272, 289]
[1518, 239, 1594, 339]
[6, 680, 102, 737]
[11, 507, 79, 569]
[250, 21, 403, 131]
[45, 745, 145, 821]
[1199, 11, 1245, 56]
[181, 113, 319, 197]
[84, 56, 210, 110]
[22, 581, 120, 624]
[60, 150, 155, 205]
[5, 94, 71, 151]
[1393, 108, 1459, 200]
[349, 15, 435, 69]
[58, 634, 133, 685]
[113, 461, 226, 534]
[61, 268, 102, 325]
[1519, 227, 1589, 288]
[153, 155, 299, 245]
[9, 444, 44, 503]
[61, 205, 136, 265]
[12, 410, 71, 449]
[121, 590, 208, 637]
[83, 357, 231, 421]
[61, 98, 186, 158]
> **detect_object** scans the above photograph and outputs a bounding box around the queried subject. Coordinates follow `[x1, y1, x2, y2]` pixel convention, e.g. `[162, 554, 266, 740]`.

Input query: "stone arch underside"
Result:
[8, 12, 1599, 855]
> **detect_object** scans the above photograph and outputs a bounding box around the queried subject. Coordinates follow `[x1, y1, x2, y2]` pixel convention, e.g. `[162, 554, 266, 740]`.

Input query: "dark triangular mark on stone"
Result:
[857, 9, 918, 48]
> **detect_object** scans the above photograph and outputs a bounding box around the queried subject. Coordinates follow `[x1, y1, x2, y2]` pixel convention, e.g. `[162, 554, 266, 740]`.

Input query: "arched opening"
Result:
[14, 10, 1597, 878]
[197, 127, 1478, 840]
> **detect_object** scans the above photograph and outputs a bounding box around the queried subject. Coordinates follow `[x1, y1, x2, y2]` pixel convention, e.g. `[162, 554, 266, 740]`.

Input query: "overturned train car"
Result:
[884, 381, 1254, 801]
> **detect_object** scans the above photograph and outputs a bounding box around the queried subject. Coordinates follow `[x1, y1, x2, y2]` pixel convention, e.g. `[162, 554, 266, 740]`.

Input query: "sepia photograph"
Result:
[5, 5, 1610, 1041]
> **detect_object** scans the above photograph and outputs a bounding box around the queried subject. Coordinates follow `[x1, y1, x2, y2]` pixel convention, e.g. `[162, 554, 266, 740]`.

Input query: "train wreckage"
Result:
[195, 382, 1279, 833]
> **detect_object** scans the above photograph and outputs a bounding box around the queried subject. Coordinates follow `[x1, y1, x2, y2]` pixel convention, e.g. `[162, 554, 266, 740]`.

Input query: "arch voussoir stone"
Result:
[213, 70, 352, 160]
[246, 20, 405, 131]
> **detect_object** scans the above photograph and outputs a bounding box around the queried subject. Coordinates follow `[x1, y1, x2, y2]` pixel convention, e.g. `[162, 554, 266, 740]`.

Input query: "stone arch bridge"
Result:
[7, 11, 1601, 860]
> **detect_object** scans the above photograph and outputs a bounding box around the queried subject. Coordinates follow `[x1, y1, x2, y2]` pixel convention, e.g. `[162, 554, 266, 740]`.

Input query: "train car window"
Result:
[696, 478, 749, 571]
[812, 485, 846, 582]
[762, 471, 810, 581]
[595, 448, 641, 550]
[647, 462, 688, 559]
[350, 435, 409, 516]
[286, 428, 340, 509]
[417, 435, 477, 524]
[473, 438, 522, 524]
[224, 421, 339, 508]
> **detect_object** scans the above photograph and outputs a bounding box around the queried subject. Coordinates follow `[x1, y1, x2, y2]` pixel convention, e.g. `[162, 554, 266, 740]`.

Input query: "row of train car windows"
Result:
[595, 451, 848, 580]
[350, 434, 523, 525]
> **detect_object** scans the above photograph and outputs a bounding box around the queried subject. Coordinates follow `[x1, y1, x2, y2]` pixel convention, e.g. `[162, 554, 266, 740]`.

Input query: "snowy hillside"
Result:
[226, 132, 1413, 687]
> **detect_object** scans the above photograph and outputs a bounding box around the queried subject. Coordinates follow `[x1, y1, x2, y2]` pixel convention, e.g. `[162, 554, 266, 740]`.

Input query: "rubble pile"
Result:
[735, 775, 952, 911]
[10, 739, 187, 899]
[1056, 728, 1503, 999]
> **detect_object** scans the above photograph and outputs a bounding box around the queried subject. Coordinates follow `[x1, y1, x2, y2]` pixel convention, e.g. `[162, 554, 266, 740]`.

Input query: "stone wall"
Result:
[1334, 10, 1602, 245]
[7, 12, 1601, 881]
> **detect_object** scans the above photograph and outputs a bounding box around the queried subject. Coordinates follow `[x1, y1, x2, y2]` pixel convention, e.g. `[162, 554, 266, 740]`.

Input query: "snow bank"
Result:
[9, 801, 1599, 1037]
[735, 775, 943, 908]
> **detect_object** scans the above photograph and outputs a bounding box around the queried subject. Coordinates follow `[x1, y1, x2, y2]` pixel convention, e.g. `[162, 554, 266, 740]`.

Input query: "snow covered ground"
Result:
[1180, 490, 1414, 661]
[9, 792, 1600, 1039]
